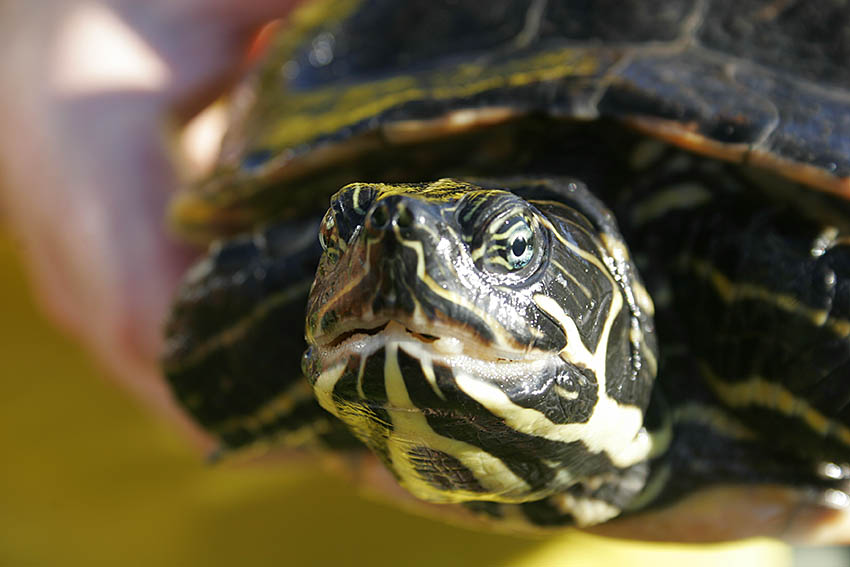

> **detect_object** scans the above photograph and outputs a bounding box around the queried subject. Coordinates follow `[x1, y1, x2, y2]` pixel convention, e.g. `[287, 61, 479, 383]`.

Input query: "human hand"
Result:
[0, 0, 304, 448]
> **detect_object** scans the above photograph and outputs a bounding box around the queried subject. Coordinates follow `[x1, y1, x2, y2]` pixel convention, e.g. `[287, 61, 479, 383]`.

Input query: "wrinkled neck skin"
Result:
[302, 178, 660, 527]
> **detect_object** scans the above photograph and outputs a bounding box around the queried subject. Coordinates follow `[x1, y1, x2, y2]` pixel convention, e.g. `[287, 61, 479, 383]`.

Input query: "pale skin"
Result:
[0, 0, 847, 543]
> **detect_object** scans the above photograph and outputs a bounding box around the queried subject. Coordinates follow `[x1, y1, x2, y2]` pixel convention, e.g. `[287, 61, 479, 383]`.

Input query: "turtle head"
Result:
[304, 178, 658, 517]
[306, 179, 566, 356]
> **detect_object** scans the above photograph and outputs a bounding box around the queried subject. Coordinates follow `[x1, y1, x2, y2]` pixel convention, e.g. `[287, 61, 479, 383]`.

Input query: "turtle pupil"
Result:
[506, 225, 534, 271]
[511, 237, 527, 258]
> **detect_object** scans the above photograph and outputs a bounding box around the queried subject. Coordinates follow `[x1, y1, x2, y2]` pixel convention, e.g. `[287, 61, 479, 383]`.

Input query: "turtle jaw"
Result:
[303, 312, 652, 511]
[308, 317, 538, 372]
[303, 320, 570, 505]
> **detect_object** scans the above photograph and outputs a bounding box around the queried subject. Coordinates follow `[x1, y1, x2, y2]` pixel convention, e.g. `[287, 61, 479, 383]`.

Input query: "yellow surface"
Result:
[0, 232, 790, 566]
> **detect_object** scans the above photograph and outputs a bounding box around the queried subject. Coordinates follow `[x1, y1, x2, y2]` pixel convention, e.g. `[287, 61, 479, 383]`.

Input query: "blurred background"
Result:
[3, 227, 844, 567]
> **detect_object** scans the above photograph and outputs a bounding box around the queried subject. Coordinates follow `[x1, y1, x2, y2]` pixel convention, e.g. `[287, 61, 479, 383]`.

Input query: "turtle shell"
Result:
[171, 0, 850, 240]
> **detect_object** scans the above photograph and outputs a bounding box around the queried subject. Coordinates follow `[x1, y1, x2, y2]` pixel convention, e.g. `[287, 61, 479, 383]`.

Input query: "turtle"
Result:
[162, 0, 850, 542]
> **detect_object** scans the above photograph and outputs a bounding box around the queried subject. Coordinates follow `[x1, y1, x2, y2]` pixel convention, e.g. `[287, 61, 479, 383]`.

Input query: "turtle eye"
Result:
[319, 210, 334, 251]
[504, 220, 534, 270]
[319, 208, 342, 263]
[476, 213, 540, 275]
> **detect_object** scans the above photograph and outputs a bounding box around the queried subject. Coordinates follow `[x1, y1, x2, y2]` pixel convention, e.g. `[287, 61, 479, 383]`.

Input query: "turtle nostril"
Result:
[368, 199, 417, 232]
[395, 206, 413, 228]
[369, 203, 390, 229]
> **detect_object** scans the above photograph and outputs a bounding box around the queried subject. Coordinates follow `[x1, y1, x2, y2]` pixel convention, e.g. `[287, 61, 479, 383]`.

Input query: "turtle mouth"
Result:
[326, 322, 439, 348]
[312, 319, 536, 364]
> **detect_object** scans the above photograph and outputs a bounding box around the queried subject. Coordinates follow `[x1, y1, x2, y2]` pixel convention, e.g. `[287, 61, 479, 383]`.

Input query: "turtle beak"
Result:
[306, 194, 447, 344]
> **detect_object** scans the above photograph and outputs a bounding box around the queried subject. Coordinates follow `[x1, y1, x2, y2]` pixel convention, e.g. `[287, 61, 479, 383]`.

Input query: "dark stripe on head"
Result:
[396, 348, 616, 493]
[361, 348, 389, 404]
[408, 446, 488, 494]
[604, 305, 649, 407]
[331, 352, 395, 463]
[330, 354, 362, 402]
[415, 280, 499, 344]
[539, 204, 617, 353]
[501, 362, 598, 425]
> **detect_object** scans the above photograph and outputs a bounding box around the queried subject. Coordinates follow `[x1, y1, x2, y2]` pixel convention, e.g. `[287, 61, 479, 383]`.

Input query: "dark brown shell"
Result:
[172, 0, 850, 238]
